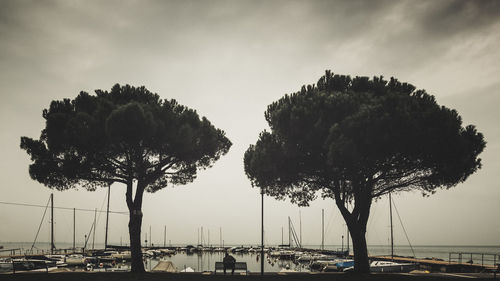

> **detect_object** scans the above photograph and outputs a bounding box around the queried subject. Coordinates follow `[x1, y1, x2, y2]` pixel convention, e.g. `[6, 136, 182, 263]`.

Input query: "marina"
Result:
[1, 193, 499, 275]
[1, 244, 499, 274]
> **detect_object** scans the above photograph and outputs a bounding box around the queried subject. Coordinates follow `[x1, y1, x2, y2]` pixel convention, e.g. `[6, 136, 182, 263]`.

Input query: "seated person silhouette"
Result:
[223, 252, 236, 275]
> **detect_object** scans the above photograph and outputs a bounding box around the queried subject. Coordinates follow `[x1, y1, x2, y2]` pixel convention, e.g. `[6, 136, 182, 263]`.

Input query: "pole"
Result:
[197, 228, 199, 245]
[105, 184, 111, 249]
[164, 225, 166, 247]
[346, 224, 349, 254]
[150, 225, 152, 247]
[220, 227, 222, 248]
[299, 209, 302, 248]
[342, 235, 344, 252]
[389, 192, 394, 261]
[208, 229, 210, 247]
[288, 217, 291, 247]
[281, 227, 283, 245]
[73, 208, 76, 251]
[346, 202, 349, 254]
[322, 209, 325, 250]
[260, 189, 264, 275]
[51, 193, 54, 254]
[92, 208, 96, 250]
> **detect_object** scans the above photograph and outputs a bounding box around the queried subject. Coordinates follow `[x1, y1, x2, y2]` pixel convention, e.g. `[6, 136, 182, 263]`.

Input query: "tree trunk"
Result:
[126, 180, 146, 273]
[349, 223, 370, 273]
[334, 185, 372, 273]
[128, 209, 145, 272]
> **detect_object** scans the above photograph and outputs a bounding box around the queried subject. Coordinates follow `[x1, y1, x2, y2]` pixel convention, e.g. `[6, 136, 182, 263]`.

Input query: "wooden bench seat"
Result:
[214, 262, 247, 274]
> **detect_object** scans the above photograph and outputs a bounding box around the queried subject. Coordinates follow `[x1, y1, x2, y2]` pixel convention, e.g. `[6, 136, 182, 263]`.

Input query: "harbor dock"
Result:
[372, 255, 498, 273]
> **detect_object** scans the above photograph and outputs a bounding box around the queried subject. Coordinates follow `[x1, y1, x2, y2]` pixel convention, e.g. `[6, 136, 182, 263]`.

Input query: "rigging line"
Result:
[84, 211, 96, 248]
[86, 193, 107, 249]
[289, 219, 301, 248]
[84, 198, 105, 249]
[30, 196, 51, 254]
[94, 190, 109, 231]
[324, 208, 334, 236]
[0, 201, 128, 215]
[392, 198, 416, 258]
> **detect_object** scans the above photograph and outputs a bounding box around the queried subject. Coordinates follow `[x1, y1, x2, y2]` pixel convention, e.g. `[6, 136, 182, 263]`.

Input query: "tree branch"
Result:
[125, 179, 133, 211]
[372, 177, 424, 198]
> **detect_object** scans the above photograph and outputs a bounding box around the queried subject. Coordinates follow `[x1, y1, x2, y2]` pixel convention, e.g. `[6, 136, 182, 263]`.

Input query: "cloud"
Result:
[418, 0, 500, 38]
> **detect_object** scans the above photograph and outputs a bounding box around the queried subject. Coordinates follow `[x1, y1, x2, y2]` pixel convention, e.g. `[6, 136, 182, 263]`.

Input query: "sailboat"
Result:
[368, 193, 417, 272]
[344, 193, 417, 272]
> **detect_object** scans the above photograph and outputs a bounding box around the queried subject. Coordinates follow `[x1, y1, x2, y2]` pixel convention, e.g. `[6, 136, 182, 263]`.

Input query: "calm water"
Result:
[147, 252, 307, 273]
[2, 242, 500, 271]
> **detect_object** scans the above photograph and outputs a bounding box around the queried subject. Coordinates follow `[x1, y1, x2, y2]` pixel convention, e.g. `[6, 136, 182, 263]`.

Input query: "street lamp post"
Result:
[260, 189, 264, 276]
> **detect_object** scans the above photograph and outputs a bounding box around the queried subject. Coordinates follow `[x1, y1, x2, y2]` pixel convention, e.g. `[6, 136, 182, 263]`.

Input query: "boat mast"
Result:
[389, 192, 394, 261]
[346, 225, 349, 254]
[73, 207, 76, 251]
[164, 225, 166, 247]
[346, 203, 349, 254]
[51, 193, 55, 254]
[260, 189, 264, 275]
[299, 209, 302, 247]
[105, 184, 111, 249]
[321, 209, 324, 250]
[92, 208, 96, 250]
[288, 217, 291, 247]
[281, 226, 283, 245]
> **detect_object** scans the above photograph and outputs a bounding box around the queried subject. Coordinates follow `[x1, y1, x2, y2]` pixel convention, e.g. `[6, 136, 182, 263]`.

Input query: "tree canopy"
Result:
[21, 84, 231, 192]
[244, 70, 485, 272]
[21, 84, 232, 272]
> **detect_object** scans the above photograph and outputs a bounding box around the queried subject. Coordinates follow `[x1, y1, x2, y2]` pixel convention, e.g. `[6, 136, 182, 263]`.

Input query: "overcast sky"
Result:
[1, 0, 500, 249]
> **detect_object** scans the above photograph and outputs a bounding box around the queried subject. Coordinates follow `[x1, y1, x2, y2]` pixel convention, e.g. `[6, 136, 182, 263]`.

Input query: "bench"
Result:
[214, 262, 247, 274]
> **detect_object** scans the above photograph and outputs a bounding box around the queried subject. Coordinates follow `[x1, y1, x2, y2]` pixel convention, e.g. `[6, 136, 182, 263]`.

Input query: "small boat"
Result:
[369, 260, 417, 272]
[160, 249, 176, 255]
[310, 259, 342, 271]
[181, 266, 195, 272]
[65, 254, 86, 266]
[324, 259, 354, 272]
[342, 260, 417, 272]
[279, 267, 298, 273]
[320, 249, 349, 257]
[152, 260, 177, 272]
[110, 251, 131, 261]
[0, 258, 13, 272]
[269, 250, 295, 259]
[12, 258, 57, 272]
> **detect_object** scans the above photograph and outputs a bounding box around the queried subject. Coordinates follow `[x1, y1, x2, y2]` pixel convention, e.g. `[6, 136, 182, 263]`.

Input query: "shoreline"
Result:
[0, 272, 496, 281]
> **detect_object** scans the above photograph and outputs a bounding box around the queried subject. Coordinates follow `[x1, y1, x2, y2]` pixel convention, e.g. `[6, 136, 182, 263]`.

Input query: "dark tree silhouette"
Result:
[244, 70, 485, 273]
[21, 84, 231, 272]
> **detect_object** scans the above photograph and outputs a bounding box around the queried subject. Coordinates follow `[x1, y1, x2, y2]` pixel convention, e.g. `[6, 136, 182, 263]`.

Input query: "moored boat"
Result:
[369, 260, 417, 272]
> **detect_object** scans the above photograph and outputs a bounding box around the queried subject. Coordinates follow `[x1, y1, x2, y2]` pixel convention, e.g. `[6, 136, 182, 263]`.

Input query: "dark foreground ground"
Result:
[0, 272, 497, 281]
